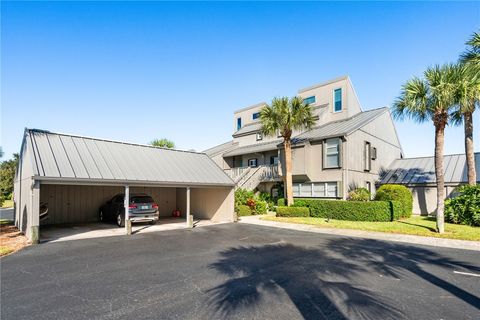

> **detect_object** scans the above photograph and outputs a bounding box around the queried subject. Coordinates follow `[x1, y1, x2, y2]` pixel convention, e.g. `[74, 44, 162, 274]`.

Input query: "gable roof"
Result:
[379, 153, 480, 185]
[222, 139, 283, 157]
[232, 122, 262, 137]
[203, 140, 238, 157]
[292, 107, 388, 143]
[22, 129, 234, 187]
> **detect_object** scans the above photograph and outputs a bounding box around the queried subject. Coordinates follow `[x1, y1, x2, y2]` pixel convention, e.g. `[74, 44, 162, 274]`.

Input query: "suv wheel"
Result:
[117, 214, 125, 227]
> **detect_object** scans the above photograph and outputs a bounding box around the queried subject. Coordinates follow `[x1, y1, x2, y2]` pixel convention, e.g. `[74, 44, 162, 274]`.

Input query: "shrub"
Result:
[246, 198, 256, 211]
[293, 198, 398, 221]
[347, 188, 371, 201]
[374, 184, 413, 218]
[277, 198, 286, 206]
[236, 205, 253, 216]
[445, 185, 480, 226]
[255, 201, 268, 215]
[276, 206, 310, 217]
[235, 188, 255, 208]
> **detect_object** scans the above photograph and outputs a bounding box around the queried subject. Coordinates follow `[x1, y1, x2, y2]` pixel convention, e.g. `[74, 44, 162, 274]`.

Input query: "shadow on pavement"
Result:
[208, 238, 480, 319]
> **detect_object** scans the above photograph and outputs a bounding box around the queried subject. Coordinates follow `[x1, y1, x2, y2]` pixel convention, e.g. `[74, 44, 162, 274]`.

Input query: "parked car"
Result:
[99, 194, 159, 227]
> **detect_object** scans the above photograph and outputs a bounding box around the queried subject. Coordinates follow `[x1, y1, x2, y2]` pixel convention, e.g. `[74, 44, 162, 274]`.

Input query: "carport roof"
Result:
[23, 129, 235, 187]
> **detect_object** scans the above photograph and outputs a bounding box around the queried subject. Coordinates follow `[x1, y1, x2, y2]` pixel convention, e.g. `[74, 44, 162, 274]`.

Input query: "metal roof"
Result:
[24, 129, 234, 187]
[222, 139, 282, 157]
[203, 140, 238, 157]
[293, 107, 388, 143]
[379, 153, 480, 185]
[232, 122, 262, 137]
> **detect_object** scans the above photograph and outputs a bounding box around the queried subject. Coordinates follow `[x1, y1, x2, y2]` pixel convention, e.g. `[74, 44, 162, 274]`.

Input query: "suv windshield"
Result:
[131, 196, 154, 204]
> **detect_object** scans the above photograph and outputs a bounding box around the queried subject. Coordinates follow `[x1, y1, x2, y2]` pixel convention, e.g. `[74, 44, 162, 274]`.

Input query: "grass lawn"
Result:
[0, 246, 14, 256]
[261, 216, 480, 241]
[1, 199, 13, 208]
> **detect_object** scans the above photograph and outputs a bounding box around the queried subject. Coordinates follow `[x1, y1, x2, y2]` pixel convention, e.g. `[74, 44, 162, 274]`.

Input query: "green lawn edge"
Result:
[261, 216, 480, 241]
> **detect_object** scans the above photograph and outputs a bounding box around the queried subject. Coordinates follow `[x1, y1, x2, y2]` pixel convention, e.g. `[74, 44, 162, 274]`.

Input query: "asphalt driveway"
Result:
[1, 223, 479, 319]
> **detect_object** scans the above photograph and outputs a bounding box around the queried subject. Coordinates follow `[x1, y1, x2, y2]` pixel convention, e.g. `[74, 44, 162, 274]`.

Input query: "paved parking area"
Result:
[40, 218, 222, 242]
[1, 223, 479, 319]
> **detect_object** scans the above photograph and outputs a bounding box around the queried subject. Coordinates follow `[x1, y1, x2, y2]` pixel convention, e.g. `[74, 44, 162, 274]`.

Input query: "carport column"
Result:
[125, 185, 132, 235]
[186, 187, 193, 228]
[30, 180, 40, 244]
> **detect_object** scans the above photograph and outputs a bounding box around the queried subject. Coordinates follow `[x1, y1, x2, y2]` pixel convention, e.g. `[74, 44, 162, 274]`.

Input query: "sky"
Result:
[1, 1, 479, 160]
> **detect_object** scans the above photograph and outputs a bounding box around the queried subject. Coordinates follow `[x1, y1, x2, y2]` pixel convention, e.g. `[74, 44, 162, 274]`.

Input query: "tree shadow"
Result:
[207, 243, 404, 319]
[397, 220, 436, 232]
[207, 238, 480, 319]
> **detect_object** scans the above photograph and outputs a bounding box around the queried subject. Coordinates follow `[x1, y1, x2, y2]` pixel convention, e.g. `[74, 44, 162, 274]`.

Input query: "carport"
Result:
[14, 129, 236, 243]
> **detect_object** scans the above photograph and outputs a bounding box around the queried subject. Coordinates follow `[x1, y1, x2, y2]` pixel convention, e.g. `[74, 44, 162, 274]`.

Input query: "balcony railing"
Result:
[226, 165, 281, 190]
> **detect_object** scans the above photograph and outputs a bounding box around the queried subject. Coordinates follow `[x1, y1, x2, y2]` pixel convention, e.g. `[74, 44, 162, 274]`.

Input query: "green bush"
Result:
[236, 205, 253, 216]
[293, 198, 399, 222]
[255, 201, 268, 215]
[235, 188, 255, 208]
[347, 188, 371, 201]
[374, 184, 413, 218]
[445, 185, 480, 226]
[277, 198, 286, 206]
[276, 206, 310, 217]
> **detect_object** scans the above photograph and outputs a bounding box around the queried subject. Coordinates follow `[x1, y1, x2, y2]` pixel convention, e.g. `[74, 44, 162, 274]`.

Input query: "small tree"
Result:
[260, 97, 316, 206]
[150, 138, 175, 149]
[0, 153, 19, 200]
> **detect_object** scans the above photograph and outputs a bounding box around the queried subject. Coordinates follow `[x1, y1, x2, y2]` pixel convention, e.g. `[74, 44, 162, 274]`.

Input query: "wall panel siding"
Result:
[39, 185, 179, 225]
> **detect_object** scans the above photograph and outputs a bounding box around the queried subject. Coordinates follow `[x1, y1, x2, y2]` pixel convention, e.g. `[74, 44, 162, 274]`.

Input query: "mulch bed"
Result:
[0, 224, 30, 256]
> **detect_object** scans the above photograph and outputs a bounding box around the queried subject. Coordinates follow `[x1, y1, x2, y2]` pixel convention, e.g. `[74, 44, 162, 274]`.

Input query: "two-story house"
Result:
[204, 76, 403, 200]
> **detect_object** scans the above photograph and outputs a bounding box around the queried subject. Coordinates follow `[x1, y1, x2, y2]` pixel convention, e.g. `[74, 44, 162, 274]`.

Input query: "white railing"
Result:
[224, 166, 251, 183]
[236, 164, 281, 190]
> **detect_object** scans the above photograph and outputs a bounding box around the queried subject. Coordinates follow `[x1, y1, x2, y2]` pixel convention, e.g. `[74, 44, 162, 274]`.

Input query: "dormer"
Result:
[298, 76, 362, 125]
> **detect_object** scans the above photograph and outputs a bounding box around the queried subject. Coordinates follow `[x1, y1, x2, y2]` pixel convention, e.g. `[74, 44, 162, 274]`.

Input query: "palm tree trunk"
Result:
[434, 121, 446, 233]
[284, 139, 294, 206]
[464, 111, 476, 185]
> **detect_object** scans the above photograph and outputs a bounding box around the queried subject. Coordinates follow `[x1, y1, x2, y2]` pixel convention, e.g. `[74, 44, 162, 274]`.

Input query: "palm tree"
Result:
[393, 64, 458, 233]
[452, 64, 479, 185]
[458, 31, 480, 185]
[150, 138, 175, 149]
[260, 96, 316, 206]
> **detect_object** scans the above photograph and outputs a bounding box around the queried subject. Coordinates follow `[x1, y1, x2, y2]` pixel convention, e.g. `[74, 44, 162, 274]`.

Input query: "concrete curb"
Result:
[238, 215, 480, 252]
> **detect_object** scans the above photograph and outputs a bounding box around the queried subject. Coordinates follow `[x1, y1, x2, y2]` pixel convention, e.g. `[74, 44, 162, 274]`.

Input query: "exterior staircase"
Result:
[225, 165, 281, 190]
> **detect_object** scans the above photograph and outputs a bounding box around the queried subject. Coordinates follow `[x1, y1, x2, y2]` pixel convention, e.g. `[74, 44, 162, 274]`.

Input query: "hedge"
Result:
[293, 198, 401, 222]
[236, 205, 253, 216]
[276, 206, 310, 217]
[277, 198, 286, 206]
[255, 201, 268, 215]
[374, 185, 413, 218]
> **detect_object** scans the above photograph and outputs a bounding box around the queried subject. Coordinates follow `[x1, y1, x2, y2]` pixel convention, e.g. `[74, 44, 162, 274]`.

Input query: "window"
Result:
[324, 138, 341, 168]
[364, 141, 371, 171]
[252, 112, 260, 120]
[248, 158, 258, 167]
[304, 96, 316, 105]
[270, 156, 279, 165]
[371, 147, 377, 160]
[256, 132, 263, 141]
[293, 182, 338, 198]
[237, 117, 242, 130]
[334, 88, 342, 112]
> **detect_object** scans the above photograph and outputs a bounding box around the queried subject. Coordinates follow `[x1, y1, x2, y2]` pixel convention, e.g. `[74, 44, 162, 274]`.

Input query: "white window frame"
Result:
[248, 158, 258, 167]
[292, 182, 338, 198]
[333, 88, 342, 113]
[323, 138, 341, 169]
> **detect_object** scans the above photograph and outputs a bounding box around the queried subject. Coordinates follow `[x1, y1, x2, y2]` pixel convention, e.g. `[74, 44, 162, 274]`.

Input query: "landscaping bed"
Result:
[260, 216, 480, 241]
[0, 224, 30, 257]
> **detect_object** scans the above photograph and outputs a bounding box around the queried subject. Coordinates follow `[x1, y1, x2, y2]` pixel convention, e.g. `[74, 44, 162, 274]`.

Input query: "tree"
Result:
[0, 153, 19, 199]
[457, 31, 480, 185]
[0, 147, 4, 158]
[393, 64, 458, 233]
[452, 64, 479, 185]
[260, 96, 316, 206]
[150, 138, 175, 149]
